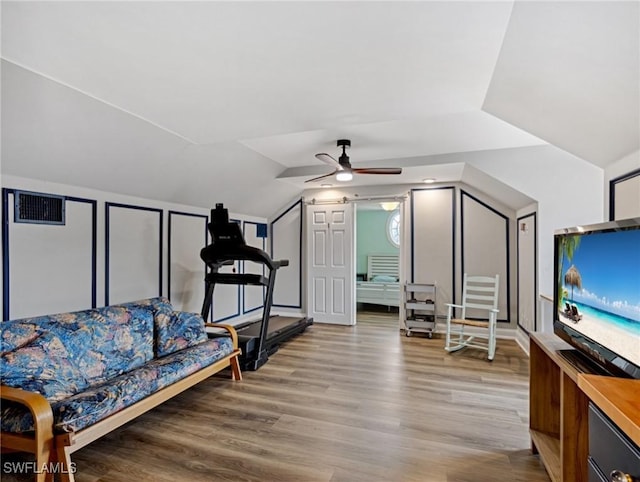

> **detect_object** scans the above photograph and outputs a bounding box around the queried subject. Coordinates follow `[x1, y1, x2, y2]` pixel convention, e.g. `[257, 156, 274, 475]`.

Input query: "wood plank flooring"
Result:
[2, 312, 550, 481]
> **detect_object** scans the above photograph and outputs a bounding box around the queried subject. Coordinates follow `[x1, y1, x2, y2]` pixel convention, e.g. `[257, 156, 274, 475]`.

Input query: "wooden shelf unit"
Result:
[530, 333, 640, 482]
[529, 333, 591, 482]
[578, 374, 640, 446]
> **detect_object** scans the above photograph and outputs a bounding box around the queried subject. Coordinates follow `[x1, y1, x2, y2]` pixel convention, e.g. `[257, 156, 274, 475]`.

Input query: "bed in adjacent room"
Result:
[356, 254, 400, 308]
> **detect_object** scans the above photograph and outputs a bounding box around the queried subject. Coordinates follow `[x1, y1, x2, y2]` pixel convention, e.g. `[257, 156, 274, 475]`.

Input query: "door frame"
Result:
[303, 195, 407, 327]
[305, 202, 356, 325]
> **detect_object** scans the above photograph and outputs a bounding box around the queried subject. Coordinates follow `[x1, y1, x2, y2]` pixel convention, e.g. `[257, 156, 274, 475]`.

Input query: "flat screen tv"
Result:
[553, 217, 640, 379]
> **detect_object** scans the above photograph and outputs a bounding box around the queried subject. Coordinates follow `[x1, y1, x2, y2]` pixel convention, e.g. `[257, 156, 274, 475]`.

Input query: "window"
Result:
[387, 210, 400, 247]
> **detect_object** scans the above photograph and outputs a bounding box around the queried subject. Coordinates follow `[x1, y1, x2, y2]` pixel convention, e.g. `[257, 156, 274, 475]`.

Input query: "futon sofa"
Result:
[0, 297, 241, 482]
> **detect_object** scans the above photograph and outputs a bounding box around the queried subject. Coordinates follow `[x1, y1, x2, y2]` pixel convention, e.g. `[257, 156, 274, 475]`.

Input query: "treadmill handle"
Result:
[276, 259, 289, 268]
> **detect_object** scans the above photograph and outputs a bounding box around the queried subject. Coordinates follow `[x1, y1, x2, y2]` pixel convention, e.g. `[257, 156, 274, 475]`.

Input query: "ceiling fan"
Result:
[306, 139, 402, 183]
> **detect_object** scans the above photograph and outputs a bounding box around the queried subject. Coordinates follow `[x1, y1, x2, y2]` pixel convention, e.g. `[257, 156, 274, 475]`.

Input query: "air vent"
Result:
[14, 191, 66, 225]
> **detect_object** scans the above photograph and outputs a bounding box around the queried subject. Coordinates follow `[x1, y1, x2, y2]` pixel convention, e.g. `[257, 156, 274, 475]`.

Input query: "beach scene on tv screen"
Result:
[558, 228, 640, 367]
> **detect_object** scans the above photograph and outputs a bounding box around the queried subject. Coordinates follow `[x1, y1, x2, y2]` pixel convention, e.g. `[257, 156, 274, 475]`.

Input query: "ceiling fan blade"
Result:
[315, 153, 341, 169]
[352, 167, 403, 175]
[305, 171, 338, 183]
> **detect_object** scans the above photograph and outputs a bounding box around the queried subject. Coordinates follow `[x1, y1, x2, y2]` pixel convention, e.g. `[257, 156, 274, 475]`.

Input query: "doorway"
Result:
[355, 200, 402, 326]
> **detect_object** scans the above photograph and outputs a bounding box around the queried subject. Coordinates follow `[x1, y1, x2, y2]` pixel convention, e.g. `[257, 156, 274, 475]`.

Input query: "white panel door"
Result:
[306, 203, 355, 325]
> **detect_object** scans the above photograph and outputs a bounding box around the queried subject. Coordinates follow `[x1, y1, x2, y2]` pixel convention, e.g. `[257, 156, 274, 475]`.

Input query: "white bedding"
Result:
[356, 280, 400, 307]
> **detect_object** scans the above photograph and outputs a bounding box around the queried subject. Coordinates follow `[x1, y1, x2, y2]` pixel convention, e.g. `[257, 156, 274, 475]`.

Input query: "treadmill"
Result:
[200, 203, 313, 371]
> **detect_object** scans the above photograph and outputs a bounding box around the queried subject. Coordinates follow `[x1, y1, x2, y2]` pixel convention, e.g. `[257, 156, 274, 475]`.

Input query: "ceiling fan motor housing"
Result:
[337, 139, 351, 166]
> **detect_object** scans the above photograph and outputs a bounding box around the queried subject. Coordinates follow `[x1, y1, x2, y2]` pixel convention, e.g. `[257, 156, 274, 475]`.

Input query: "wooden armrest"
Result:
[204, 323, 239, 349]
[0, 385, 54, 444]
[445, 303, 463, 309]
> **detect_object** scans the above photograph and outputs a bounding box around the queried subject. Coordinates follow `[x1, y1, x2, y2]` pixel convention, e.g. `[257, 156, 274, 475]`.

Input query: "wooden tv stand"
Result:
[529, 333, 640, 482]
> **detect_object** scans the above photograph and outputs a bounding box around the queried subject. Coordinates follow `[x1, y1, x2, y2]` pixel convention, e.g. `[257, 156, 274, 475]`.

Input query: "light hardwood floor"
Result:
[3, 312, 550, 481]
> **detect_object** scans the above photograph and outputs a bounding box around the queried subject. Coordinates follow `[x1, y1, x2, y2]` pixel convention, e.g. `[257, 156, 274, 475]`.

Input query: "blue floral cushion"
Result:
[0, 317, 54, 354]
[156, 311, 208, 357]
[0, 337, 235, 434]
[119, 297, 207, 356]
[1, 331, 82, 401]
[1, 305, 155, 401]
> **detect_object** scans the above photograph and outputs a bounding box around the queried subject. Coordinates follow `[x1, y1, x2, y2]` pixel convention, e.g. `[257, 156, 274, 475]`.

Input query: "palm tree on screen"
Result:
[557, 235, 581, 311]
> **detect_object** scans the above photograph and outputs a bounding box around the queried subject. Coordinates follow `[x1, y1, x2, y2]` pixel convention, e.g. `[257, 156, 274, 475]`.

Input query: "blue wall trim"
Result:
[242, 220, 266, 314]
[105, 202, 163, 306]
[516, 211, 537, 334]
[2, 189, 98, 320]
[2, 189, 10, 321]
[410, 186, 456, 305]
[460, 190, 510, 323]
[609, 168, 640, 221]
[270, 198, 303, 309]
[167, 211, 208, 308]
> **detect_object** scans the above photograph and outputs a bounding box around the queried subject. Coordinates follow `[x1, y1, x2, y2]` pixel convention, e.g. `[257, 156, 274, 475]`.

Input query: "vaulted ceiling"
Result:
[2, 1, 638, 216]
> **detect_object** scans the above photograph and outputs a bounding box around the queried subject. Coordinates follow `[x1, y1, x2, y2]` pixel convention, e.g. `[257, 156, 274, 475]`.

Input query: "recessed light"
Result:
[423, 178, 436, 184]
[320, 183, 333, 188]
[380, 202, 399, 211]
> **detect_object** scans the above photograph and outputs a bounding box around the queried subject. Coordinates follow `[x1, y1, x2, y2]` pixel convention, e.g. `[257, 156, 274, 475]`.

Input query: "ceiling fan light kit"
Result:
[306, 139, 402, 183]
[336, 171, 353, 182]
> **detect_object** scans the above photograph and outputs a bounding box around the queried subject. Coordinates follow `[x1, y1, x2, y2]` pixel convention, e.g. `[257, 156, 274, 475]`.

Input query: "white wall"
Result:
[270, 198, 303, 310]
[106, 203, 162, 305]
[605, 149, 640, 183]
[168, 211, 208, 314]
[466, 145, 604, 299]
[516, 202, 538, 333]
[242, 221, 267, 315]
[1, 175, 266, 326]
[6, 192, 95, 318]
[605, 149, 640, 220]
[411, 187, 454, 317]
[460, 189, 512, 322]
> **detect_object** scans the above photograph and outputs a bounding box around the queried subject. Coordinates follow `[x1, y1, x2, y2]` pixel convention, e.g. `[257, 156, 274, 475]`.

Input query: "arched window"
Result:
[387, 210, 400, 247]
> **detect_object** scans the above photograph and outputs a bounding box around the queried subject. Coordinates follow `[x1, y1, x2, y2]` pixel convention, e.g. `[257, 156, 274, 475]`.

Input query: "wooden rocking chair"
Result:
[445, 274, 500, 361]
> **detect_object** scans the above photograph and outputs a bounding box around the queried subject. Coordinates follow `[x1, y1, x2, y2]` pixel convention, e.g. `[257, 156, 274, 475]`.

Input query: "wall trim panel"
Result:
[2, 188, 97, 320]
[242, 220, 266, 314]
[211, 218, 242, 322]
[410, 186, 456, 305]
[460, 190, 511, 323]
[517, 211, 537, 333]
[609, 168, 640, 220]
[105, 202, 163, 306]
[270, 198, 303, 309]
[168, 210, 208, 313]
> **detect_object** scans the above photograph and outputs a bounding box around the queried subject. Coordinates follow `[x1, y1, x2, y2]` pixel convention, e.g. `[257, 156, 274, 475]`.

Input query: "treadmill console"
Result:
[208, 203, 245, 246]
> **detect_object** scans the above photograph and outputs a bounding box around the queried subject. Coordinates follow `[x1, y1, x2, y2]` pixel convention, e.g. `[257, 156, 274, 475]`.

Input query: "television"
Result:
[553, 217, 640, 379]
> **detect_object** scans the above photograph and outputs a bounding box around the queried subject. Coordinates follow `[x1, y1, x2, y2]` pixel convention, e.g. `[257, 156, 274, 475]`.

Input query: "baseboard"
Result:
[515, 327, 530, 356]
